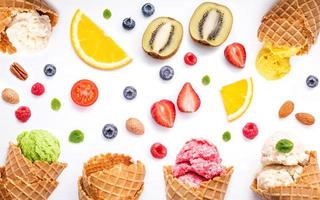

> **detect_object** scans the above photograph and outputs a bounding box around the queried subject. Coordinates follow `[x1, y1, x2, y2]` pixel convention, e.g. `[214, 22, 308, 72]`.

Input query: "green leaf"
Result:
[276, 139, 294, 153]
[223, 131, 231, 142]
[51, 98, 61, 111]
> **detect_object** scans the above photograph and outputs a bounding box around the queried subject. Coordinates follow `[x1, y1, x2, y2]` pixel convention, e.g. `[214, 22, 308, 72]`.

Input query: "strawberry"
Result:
[177, 82, 201, 113]
[224, 43, 246, 68]
[151, 100, 176, 128]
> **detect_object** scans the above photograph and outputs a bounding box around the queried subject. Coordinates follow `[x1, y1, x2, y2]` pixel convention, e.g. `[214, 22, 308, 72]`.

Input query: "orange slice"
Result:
[220, 78, 253, 121]
[70, 9, 132, 70]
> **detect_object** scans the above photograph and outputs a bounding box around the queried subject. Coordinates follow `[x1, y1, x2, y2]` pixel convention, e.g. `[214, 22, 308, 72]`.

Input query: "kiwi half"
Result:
[189, 2, 233, 46]
[142, 17, 183, 59]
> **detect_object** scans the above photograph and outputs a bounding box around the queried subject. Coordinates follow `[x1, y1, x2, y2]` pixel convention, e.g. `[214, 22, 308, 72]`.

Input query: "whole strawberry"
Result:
[224, 43, 246, 68]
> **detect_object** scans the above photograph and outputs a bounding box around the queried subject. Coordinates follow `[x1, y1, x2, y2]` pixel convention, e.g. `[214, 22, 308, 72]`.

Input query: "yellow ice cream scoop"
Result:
[256, 0, 320, 80]
[256, 46, 299, 80]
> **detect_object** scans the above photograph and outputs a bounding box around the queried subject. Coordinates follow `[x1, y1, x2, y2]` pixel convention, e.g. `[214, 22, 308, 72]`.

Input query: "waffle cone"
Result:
[78, 153, 145, 200]
[0, 0, 58, 26]
[4, 176, 58, 200]
[251, 151, 320, 200]
[0, 143, 67, 200]
[163, 166, 234, 200]
[5, 144, 67, 181]
[258, 0, 320, 54]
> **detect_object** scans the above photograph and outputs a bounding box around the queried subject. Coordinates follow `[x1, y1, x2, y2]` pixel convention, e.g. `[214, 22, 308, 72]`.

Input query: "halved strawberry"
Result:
[151, 100, 176, 128]
[224, 43, 246, 68]
[177, 82, 201, 113]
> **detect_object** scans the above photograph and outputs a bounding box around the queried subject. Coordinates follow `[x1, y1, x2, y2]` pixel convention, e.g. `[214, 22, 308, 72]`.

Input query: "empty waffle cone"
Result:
[251, 151, 320, 200]
[78, 153, 145, 200]
[163, 166, 234, 200]
[258, 0, 320, 54]
[0, 0, 58, 26]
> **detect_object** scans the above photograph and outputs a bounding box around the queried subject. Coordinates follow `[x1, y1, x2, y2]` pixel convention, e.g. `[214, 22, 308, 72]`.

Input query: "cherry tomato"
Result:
[71, 79, 99, 106]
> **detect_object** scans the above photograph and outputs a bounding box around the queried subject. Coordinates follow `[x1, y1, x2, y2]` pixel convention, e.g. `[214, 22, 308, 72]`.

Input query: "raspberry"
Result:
[150, 143, 167, 159]
[31, 82, 45, 96]
[184, 52, 197, 66]
[242, 122, 258, 140]
[15, 106, 31, 122]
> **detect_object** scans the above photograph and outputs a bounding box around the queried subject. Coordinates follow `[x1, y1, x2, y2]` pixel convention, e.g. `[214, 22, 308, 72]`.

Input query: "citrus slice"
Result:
[220, 78, 253, 121]
[70, 9, 132, 70]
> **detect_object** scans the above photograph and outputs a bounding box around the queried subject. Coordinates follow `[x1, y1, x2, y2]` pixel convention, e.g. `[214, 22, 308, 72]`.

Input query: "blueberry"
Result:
[122, 18, 135, 30]
[123, 86, 137, 100]
[102, 124, 118, 139]
[44, 64, 56, 77]
[159, 66, 174, 81]
[306, 75, 318, 88]
[142, 3, 155, 17]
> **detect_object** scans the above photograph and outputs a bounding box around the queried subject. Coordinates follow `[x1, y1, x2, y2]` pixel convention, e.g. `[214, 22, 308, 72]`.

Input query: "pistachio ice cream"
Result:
[17, 129, 60, 163]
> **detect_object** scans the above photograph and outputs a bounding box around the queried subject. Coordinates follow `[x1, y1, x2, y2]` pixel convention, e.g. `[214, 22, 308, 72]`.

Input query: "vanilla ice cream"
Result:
[261, 132, 309, 166]
[257, 165, 303, 190]
[6, 11, 52, 53]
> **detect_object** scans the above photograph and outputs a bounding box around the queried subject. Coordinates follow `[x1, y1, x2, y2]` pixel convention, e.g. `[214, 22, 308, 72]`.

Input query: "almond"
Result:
[278, 100, 294, 118]
[126, 118, 144, 135]
[1, 88, 19, 104]
[295, 113, 315, 125]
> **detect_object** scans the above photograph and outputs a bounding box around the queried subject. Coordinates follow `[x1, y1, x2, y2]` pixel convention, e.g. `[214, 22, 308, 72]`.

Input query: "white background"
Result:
[1, 0, 320, 199]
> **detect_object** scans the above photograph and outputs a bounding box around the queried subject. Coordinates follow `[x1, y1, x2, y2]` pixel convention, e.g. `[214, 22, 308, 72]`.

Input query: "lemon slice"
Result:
[70, 9, 132, 70]
[220, 78, 253, 121]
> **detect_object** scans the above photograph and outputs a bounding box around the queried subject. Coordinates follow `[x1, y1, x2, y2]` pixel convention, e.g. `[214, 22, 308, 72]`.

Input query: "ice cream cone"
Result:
[5, 144, 67, 182]
[0, 144, 66, 200]
[5, 175, 57, 200]
[258, 0, 320, 54]
[33, 161, 67, 181]
[78, 153, 145, 200]
[298, 151, 320, 187]
[0, 0, 58, 26]
[251, 151, 320, 199]
[5, 143, 36, 181]
[0, 167, 11, 200]
[251, 180, 320, 200]
[163, 166, 234, 200]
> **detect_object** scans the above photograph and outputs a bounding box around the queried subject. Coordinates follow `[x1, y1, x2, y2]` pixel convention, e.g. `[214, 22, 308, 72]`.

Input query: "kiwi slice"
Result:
[189, 2, 233, 46]
[142, 17, 183, 59]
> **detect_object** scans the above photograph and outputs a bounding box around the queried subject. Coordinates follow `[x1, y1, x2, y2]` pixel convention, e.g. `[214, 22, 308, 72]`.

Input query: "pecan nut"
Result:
[10, 62, 28, 81]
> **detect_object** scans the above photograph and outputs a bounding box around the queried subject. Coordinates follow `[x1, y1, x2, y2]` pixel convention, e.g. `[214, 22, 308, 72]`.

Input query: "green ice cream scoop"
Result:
[17, 130, 60, 163]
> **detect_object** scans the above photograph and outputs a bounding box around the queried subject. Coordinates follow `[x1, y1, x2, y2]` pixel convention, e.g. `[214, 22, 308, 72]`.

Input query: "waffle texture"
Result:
[258, 0, 320, 54]
[0, 144, 67, 200]
[251, 151, 320, 200]
[78, 153, 145, 200]
[163, 166, 234, 200]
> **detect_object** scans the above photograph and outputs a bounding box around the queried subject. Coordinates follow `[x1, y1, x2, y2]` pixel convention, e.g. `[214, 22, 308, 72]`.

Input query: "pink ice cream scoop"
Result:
[172, 139, 225, 187]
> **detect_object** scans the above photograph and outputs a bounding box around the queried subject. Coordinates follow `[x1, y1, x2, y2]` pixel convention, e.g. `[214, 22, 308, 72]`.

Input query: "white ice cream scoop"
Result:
[261, 132, 309, 166]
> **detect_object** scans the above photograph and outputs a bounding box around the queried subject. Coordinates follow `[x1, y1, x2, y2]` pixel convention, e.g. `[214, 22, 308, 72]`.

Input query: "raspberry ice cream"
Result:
[172, 139, 225, 187]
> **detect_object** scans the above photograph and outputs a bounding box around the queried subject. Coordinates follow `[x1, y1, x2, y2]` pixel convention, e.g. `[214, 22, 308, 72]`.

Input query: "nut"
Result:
[278, 100, 294, 118]
[10, 62, 28, 81]
[126, 118, 145, 135]
[2, 88, 19, 104]
[295, 113, 315, 126]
